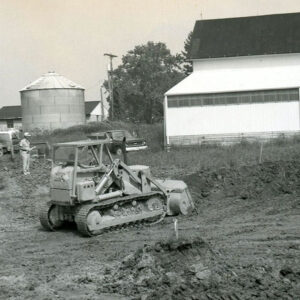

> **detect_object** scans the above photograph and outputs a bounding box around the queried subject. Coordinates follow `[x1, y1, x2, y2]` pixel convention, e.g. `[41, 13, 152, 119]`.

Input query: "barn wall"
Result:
[165, 100, 300, 145]
[0, 120, 22, 131]
[86, 103, 108, 122]
[0, 121, 7, 131]
[86, 115, 100, 122]
[166, 101, 299, 137]
[14, 120, 22, 129]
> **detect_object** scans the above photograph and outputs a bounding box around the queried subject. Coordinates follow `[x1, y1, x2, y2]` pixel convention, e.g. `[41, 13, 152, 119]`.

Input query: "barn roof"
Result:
[0, 106, 22, 120]
[85, 101, 99, 115]
[189, 12, 300, 59]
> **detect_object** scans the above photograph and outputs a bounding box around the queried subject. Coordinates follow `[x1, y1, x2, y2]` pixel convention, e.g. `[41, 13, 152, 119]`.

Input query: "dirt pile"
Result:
[97, 236, 221, 299]
[185, 160, 300, 203]
[95, 236, 300, 299]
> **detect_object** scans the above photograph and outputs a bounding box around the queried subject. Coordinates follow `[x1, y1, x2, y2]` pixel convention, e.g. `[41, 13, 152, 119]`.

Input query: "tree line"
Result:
[104, 32, 193, 124]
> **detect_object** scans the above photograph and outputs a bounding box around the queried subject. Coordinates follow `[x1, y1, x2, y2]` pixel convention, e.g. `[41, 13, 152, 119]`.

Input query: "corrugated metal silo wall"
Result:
[21, 89, 86, 131]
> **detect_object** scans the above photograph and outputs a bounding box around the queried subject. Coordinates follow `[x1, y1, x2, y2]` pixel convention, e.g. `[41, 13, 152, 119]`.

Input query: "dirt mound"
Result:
[97, 237, 221, 299]
[185, 160, 300, 204]
[95, 236, 300, 299]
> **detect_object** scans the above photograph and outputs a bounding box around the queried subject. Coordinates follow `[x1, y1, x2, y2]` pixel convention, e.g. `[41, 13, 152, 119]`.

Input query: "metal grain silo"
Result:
[20, 71, 85, 131]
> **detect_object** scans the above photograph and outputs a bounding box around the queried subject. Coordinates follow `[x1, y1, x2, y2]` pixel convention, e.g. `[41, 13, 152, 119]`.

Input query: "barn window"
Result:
[203, 97, 211, 105]
[168, 99, 179, 107]
[6, 120, 14, 128]
[251, 94, 263, 103]
[167, 88, 299, 108]
[215, 97, 227, 105]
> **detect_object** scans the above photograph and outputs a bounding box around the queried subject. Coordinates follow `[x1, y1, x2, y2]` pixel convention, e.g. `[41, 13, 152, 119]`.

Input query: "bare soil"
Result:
[0, 156, 299, 299]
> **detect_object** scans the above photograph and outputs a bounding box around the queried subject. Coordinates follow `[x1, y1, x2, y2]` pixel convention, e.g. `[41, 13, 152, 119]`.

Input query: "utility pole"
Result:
[104, 53, 117, 120]
[100, 86, 104, 121]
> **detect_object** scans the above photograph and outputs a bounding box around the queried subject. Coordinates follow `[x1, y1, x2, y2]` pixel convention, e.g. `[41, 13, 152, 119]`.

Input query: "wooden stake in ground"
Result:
[10, 142, 15, 162]
[174, 218, 178, 240]
[259, 142, 264, 164]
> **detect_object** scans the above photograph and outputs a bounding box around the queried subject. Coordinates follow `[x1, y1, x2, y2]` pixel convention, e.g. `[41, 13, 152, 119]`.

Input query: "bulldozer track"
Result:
[75, 204, 93, 236]
[39, 202, 54, 231]
[75, 192, 166, 236]
[94, 191, 164, 210]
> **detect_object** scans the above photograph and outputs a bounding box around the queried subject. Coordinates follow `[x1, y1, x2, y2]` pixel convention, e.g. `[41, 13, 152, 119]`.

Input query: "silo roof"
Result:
[20, 71, 84, 91]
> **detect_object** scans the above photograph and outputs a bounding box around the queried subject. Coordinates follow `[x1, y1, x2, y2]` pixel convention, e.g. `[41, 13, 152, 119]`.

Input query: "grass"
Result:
[128, 138, 300, 178]
[30, 121, 300, 178]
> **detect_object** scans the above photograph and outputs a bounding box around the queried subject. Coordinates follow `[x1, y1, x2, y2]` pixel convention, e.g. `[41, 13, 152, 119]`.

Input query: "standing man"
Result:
[19, 132, 35, 175]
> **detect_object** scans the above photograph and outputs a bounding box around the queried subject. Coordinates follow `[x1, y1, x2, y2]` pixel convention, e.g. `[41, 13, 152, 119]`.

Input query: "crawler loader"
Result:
[39, 139, 194, 236]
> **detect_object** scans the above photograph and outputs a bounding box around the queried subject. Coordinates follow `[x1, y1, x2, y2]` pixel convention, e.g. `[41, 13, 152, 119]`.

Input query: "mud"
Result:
[0, 155, 299, 299]
[185, 160, 300, 202]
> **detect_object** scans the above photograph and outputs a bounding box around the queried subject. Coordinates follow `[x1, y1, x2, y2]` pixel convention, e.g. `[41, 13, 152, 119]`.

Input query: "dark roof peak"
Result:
[85, 101, 99, 115]
[190, 12, 300, 59]
[0, 105, 22, 119]
[200, 11, 300, 22]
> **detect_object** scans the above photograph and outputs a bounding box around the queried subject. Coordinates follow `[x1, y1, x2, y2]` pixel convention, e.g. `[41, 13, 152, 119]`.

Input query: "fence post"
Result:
[10, 142, 15, 161]
[259, 142, 264, 164]
[174, 218, 178, 240]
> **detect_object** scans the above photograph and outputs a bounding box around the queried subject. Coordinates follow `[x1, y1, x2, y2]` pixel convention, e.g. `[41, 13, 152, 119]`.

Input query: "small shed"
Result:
[85, 101, 109, 122]
[0, 106, 22, 130]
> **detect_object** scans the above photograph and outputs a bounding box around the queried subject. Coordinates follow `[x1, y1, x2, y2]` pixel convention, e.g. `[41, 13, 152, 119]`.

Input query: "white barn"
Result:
[164, 12, 300, 146]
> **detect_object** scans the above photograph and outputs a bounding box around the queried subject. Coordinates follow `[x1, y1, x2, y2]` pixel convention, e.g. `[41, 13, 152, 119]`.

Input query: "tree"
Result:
[181, 31, 193, 76]
[105, 42, 185, 123]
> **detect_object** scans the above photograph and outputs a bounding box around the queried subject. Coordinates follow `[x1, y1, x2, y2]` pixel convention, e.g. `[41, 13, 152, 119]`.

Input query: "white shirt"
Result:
[20, 138, 30, 151]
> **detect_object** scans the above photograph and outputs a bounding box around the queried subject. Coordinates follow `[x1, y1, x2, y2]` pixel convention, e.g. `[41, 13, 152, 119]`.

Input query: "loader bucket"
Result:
[156, 179, 195, 216]
[129, 165, 194, 216]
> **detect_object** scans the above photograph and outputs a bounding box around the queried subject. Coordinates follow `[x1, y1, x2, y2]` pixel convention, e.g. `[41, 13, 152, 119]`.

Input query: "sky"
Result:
[1, 0, 300, 107]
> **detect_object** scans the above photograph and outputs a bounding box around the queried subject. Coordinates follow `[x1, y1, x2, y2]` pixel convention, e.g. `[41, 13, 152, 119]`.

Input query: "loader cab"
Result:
[53, 145, 96, 167]
[53, 140, 113, 168]
[51, 140, 114, 205]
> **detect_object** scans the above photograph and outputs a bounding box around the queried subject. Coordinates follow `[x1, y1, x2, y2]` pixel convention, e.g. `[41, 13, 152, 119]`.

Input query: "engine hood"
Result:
[125, 138, 146, 145]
